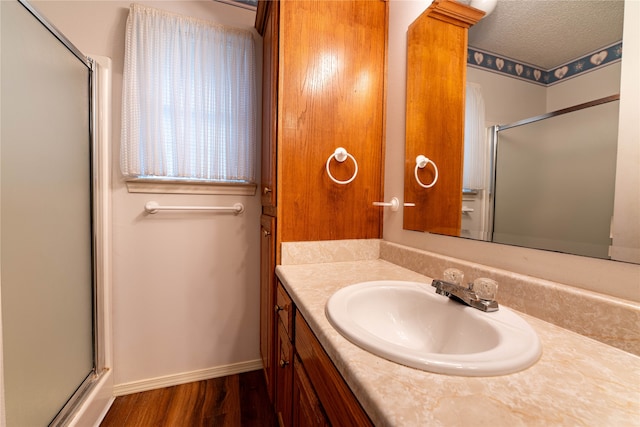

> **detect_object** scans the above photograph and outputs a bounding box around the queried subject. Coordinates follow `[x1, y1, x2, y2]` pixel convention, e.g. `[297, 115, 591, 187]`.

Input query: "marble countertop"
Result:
[276, 259, 640, 426]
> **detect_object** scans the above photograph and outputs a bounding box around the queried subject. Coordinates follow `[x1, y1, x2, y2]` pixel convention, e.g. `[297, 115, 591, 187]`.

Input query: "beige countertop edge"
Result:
[275, 260, 640, 427]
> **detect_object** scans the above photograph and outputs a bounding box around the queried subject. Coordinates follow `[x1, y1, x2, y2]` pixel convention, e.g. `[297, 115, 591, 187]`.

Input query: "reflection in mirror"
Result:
[403, 0, 639, 264]
[491, 96, 619, 259]
[403, 0, 483, 236]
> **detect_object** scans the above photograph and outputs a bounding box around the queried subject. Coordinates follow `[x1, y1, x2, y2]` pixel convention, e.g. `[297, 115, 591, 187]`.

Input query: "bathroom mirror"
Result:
[403, 0, 639, 264]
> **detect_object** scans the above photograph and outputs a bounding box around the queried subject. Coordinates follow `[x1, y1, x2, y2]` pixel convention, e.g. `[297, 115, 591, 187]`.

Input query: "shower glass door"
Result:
[492, 99, 619, 259]
[1, 1, 95, 425]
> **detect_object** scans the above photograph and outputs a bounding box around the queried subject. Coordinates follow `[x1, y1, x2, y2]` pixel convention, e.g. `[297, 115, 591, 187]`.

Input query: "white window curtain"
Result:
[121, 4, 257, 183]
[463, 83, 487, 190]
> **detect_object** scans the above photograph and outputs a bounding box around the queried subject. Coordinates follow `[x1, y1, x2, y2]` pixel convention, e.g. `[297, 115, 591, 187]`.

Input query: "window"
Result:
[463, 83, 487, 190]
[120, 4, 257, 189]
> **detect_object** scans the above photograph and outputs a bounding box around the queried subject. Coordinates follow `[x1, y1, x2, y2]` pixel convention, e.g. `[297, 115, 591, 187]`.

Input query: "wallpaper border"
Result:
[467, 41, 623, 86]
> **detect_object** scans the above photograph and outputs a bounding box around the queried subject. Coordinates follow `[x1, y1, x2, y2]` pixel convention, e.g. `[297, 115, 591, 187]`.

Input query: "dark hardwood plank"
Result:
[100, 370, 277, 427]
[238, 368, 277, 425]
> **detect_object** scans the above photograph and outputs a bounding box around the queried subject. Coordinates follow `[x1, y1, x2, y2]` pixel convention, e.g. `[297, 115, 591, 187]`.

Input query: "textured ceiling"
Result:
[468, 0, 625, 70]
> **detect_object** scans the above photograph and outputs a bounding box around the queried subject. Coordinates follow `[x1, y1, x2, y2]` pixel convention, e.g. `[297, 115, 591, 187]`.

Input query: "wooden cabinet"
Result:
[277, 0, 386, 242]
[257, 1, 279, 401]
[274, 282, 372, 426]
[256, 0, 387, 415]
[256, 0, 387, 243]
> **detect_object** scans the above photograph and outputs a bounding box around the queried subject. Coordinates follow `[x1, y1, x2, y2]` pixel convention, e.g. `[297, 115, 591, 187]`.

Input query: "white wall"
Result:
[33, 0, 262, 388]
[385, 0, 640, 303]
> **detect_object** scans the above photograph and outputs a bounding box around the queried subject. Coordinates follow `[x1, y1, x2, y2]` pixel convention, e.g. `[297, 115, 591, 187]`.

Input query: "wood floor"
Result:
[100, 370, 277, 427]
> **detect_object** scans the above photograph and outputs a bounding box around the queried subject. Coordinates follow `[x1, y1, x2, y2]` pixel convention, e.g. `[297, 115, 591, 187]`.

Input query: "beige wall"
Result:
[33, 0, 262, 387]
[385, 0, 640, 302]
[547, 63, 621, 110]
[467, 66, 546, 125]
[611, 0, 640, 265]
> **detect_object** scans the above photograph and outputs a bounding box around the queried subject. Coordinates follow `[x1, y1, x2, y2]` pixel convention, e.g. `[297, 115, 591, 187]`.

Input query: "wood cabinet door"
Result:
[292, 356, 330, 427]
[295, 313, 373, 426]
[260, 0, 278, 211]
[279, 0, 387, 241]
[275, 321, 293, 426]
[259, 215, 276, 399]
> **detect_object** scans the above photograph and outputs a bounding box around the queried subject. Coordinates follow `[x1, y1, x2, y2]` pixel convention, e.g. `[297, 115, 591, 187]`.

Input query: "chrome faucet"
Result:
[431, 279, 499, 312]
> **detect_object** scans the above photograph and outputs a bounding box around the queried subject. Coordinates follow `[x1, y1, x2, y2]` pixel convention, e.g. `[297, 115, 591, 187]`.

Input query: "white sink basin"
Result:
[325, 280, 541, 376]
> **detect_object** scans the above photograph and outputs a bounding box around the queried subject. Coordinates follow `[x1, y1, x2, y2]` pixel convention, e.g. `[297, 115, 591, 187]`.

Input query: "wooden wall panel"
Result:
[278, 0, 386, 242]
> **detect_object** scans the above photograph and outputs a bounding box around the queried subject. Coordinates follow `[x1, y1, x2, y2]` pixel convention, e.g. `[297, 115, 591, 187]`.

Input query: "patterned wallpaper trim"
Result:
[467, 41, 622, 86]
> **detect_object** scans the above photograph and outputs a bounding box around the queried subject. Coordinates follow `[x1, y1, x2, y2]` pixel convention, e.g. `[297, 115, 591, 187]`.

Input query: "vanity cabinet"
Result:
[255, 0, 387, 406]
[275, 281, 372, 426]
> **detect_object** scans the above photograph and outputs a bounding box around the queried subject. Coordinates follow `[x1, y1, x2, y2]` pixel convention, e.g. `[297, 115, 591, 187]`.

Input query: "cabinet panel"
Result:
[295, 314, 373, 426]
[275, 320, 293, 426]
[293, 355, 330, 427]
[259, 215, 276, 399]
[279, 0, 386, 242]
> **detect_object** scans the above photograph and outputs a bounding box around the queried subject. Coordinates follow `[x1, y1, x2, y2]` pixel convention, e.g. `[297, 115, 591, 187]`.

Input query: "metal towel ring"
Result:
[326, 147, 358, 185]
[414, 155, 438, 188]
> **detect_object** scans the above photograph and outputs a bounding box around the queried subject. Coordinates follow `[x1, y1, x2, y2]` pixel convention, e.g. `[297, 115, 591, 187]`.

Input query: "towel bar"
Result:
[144, 201, 244, 214]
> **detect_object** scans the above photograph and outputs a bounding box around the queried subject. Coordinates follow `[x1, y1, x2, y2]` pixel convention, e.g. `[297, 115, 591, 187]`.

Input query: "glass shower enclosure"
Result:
[1, 0, 98, 425]
[489, 96, 620, 260]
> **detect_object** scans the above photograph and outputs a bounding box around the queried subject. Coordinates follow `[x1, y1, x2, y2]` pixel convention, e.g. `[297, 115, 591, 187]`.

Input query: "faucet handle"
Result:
[443, 268, 465, 286]
[474, 278, 498, 301]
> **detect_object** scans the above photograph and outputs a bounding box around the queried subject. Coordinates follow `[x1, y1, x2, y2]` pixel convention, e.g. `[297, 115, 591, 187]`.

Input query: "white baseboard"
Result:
[113, 359, 263, 396]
